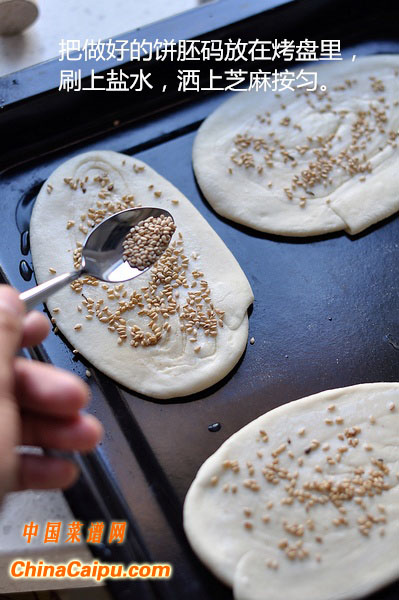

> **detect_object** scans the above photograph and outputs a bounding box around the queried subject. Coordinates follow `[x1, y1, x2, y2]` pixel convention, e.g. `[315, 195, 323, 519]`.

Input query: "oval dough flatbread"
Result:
[193, 55, 399, 236]
[30, 151, 253, 399]
[184, 383, 399, 600]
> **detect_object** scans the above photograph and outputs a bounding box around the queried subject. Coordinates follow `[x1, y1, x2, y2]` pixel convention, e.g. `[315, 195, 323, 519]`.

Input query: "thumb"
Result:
[0, 285, 25, 395]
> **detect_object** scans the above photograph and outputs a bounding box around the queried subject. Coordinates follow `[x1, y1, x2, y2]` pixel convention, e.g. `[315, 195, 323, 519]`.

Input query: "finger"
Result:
[13, 454, 79, 491]
[21, 412, 103, 452]
[0, 285, 25, 392]
[0, 399, 19, 499]
[0, 286, 26, 498]
[15, 358, 90, 417]
[21, 311, 50, 347]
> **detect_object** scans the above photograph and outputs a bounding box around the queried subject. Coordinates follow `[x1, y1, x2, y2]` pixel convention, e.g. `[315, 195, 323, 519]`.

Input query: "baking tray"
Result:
[1, 0, 399, 598]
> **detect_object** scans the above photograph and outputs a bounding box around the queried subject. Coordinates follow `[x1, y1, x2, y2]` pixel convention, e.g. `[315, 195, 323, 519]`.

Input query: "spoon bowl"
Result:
[82, 207, 173, 282]
[20, 207, 174, 311]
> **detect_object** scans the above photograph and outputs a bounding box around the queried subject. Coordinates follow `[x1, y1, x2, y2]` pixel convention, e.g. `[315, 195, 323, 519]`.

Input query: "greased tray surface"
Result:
[1, 1, 399, 599]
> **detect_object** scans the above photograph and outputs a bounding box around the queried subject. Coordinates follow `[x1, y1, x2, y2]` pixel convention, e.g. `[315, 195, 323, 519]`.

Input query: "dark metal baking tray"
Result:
[1, 0, 399, 598]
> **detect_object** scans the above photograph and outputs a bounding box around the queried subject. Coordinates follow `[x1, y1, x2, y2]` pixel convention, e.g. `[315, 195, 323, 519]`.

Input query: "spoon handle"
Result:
[20, 270, 83, 311]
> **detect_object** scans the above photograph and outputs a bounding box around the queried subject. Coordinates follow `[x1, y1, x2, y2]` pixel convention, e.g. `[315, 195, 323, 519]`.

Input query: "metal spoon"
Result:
[20, 207, 174, 311]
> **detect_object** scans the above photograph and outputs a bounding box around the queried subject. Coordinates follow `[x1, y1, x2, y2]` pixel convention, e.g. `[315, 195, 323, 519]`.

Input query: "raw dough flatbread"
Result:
[184, 383, 399, 600]
[30, 151, 253, 399]
[193, 55, 399, 236]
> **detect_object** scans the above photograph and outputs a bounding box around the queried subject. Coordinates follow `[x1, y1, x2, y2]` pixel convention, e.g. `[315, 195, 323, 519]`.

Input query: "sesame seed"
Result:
[243, 479, 260, 491]
[272, 443, 287, 458]
[250, 337, 255, 345]
[74, 324, 82, 330]
[266, 559, 278, 570]
[262, 514, 270, 523]
[122, 215, 176, 271]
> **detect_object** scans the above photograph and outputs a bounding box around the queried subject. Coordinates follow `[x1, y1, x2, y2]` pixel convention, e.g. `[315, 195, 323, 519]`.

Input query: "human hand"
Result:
[0, 285, 103, 502]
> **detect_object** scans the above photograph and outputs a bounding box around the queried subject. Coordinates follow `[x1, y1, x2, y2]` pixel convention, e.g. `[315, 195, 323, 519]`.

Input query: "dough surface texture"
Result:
[30, 151, 253, 399]
[184, 383, 399, 599]
[193, 55, 399, 236]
